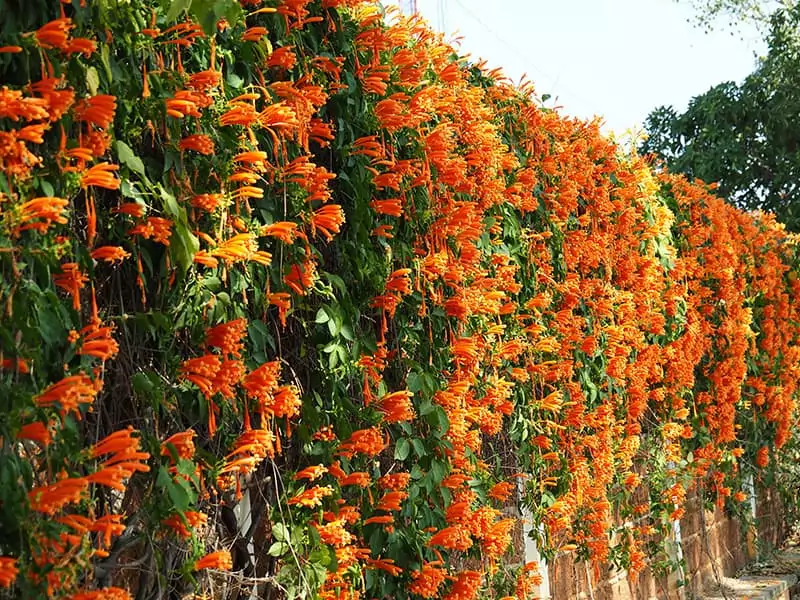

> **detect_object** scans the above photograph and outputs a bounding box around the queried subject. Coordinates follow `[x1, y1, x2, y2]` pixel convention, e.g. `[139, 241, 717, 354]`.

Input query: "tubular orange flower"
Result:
[179, 134, 214, 155]
[90, 246, 130, 264]
[112, 202, 146, 218]
[74, 95, 116, 129]
[376, 390, 415, 423]
[53, 263, 88, 310]
[288, 485, 334, 508]
[163, 511, 207, 539]
[409, 562, 446, 598]
[0, 557, 18, 588]
[0, 46, 22, 53]
[267, 292, 292, 327]
[28, 477, 89, 514]
[81, 163, 120, 189]
[16, 196, 69, 234]
[65, 588, 133, 600]
[261, 221, 298, 244]
[336, 427, 387, 458]
[129, 217, 173, 245]
[190, 193, 226, 213]
[427, 525, 473, 551]
[205, 318, 247, 358]
[16, 421, 51, 446]
[309, 204, 345, 241]
[35, 373, 97, 414]
[294, 465, 328, 481]
[35, 18, 73, 50]
[76, 322, 119, 361]
[370, 198, 403, 217]
[161, 430, 196, 460]
[284, 260, 317, 295]
[194, 550, 232, 571]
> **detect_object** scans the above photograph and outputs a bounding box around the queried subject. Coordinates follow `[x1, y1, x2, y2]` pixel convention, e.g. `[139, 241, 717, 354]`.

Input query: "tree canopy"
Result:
[642, 4, 800, 229]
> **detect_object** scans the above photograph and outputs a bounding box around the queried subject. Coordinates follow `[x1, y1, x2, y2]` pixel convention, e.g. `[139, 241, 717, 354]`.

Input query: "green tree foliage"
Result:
[642, 4, 800, 229]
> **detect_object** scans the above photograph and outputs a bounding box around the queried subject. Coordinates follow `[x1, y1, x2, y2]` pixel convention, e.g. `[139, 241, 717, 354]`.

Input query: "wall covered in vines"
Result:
[0, 1, 798, 599]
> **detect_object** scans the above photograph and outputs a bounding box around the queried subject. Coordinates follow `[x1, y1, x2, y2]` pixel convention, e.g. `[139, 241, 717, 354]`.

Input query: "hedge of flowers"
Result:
[0, 1, 798, 599]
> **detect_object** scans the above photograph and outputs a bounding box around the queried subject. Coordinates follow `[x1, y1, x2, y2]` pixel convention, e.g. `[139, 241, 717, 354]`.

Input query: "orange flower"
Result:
[288, 485, 334, 508]
[65, 588, 132, 600]
[376, 491, 408, 512]
[242, 361, 282, 402]
[163, 511, 207, 539]
[487, 481, 514, 503]
[90, 246, 130, 264]
[74, 95, 116, 129]
[370, 198, 403, 217]
[284, 260, 317, 295]
[35, 18, 73, 50]
[756, 446, 770, 468]
[16, 421, 51, 446]
[314, 519, 353, 547]
[205, 318, 247, 358]
[376, 390, 415, 423]
[35, 373, 97, 414]
[294, 465, 328, 481]
[53, 263, 88, 310]
[261, 221, 298, 244]
[377, 472, 410, 490]
[28, 477, 89, 514]
[267, 292, 292, 327]
[0, 46, 22, 53]
[179, 134, 214, 155]
[76, 322, 119, 361]
[409, 562, 446, 598]
[336, 427, 387, 458]
[161, 430, 196, 461]
[81, 162, 120, 189]
[0, 557, 18, 588]
[129, 217, 173, 245]
[194, 550, 232, 571]
[444, 570, 481, 600]
[427, 525, 472, 551]
[65, 37, 97, 57]
[112, 202, 146, 218]
[190, 193, 226, 213]
[16, 196, 69, 234]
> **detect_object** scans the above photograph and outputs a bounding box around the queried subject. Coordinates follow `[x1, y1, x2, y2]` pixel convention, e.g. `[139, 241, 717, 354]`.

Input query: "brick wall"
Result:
[536, 483, 784, 600]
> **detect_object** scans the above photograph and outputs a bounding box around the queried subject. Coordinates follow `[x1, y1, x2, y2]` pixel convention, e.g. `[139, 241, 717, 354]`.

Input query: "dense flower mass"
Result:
[0, 0, 798, 599]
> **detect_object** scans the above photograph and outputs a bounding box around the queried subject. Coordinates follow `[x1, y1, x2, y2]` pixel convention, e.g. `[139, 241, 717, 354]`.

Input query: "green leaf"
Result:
[115, 140, 146, 178]
[166, 0, 193, 22]
[272, 522, 289, 542]
[394, 438, 410, 461]
[268, 541, 289, 557]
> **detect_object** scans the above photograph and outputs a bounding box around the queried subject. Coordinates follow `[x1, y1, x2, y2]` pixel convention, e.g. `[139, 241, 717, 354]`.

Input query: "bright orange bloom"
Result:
[444, 570, 482, 600]
[129, 217, 173, 245]
[376, 390, 415, 423]
[376, 491, 408, 512]
[336, 427, 387, 458]
[15, 196, 69, 234]
[35, 373, 97, 414]
[294, 465, 328, 481]
[284, 260, 317, 295]
[205, 318, 247, 358]
[267, 292, 292, 327]
[0, 357, 29, 373]
[35, 18, 73, 50]
[74, 95, 116, 129]
[81, 163, 120, 189]
[16, 421, 51, 446]
[112, 202, 146, 218]
[179, 134, 214, 155]
[339, 472, 371, 487]
[65, 588, 132, 600]
[366, 557, 403, 576]
[377, 472, 410, 490]
[756, 446, 770, 468]
[314, 519, 353, 547]
[487, 481, 514, 503]
[76, 322, 119, 361]
[161, 430, 196, 460]
[0, 46, 22, 53]
[427, 525, 472, 551]
[364, 515, 394, 525]
[163, 511, 207, 539]
[261, 221, 298, 244]
[370, 198, 403, 217]
[90, 246, 130, 264]
[409, 562, 446, 598]
[288, 485, 334, 508]
[53, 263, 88, 310]
[0, 557, 18, 588]
[28, 477, 89, 514]
[65, 37, 97, 56]
[194, 550, 232, 571]
[165, 90, 203, 118]
[190, 193, 226, 213]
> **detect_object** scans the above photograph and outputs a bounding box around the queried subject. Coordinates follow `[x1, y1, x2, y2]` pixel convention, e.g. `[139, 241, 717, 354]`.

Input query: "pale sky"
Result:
[396, 0, 765, 135]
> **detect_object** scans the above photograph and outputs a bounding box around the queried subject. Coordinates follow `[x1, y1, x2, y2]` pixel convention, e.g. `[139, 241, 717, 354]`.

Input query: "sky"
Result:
[395, 0, 766, 135]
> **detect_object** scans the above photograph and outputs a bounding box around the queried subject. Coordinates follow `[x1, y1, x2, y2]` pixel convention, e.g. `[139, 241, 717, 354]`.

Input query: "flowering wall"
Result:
[1, 1, 799, 599]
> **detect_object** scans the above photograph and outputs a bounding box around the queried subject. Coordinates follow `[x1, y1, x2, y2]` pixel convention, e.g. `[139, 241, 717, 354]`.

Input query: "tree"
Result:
[676, 0, 795, 32]
[642, 4, 800, 229]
